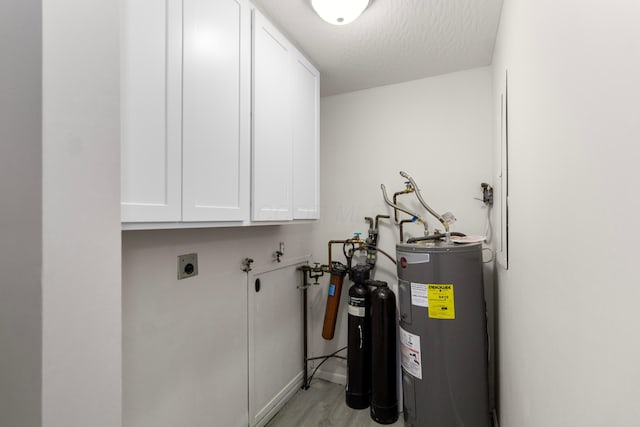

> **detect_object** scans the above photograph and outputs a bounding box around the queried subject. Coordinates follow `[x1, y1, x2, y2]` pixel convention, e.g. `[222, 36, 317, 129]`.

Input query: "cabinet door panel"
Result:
[182, 0, 250, 222]
[252, 11, 293, 221]
[249, 261, 305, 426]
[121, 0, 182, 222]
[292, 53, 320, 219]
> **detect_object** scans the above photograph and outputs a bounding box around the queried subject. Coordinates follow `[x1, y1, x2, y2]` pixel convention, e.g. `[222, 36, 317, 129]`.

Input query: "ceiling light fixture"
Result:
[311, 0, 370, 25]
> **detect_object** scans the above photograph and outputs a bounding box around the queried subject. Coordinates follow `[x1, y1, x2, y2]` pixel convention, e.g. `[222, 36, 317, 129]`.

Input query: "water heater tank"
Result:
[397, 242, 490, 427]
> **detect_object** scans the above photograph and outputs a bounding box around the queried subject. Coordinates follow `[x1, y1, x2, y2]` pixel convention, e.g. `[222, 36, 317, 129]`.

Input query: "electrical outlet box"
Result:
[178, 253, 198, 280]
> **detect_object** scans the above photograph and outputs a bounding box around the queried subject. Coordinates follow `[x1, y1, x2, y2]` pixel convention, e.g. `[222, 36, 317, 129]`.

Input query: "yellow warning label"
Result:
[427, 284, 455, 319]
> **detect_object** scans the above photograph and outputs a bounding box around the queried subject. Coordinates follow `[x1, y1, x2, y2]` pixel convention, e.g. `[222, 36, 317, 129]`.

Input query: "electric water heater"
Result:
[397, 242, 490, 427]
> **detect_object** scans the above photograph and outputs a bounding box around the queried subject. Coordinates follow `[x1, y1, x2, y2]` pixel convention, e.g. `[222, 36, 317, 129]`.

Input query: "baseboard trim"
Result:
[252, 371, 303, 427]
[314, 369, 347, 386]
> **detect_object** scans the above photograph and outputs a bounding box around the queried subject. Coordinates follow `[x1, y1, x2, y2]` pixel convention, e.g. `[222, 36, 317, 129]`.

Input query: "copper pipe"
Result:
[392, 185, 414, 223]
[381, 184, 428, 235]
[375, 214, 390, 229]
[399, 171, 449, 233]
[327, 236, 365, 267]
[327, 239, 347, 268]
[357, 243, 397, 265]
[399, 219, 414, 243]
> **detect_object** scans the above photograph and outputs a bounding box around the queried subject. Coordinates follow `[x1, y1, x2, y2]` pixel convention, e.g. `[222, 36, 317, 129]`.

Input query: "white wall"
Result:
[308, 68, 495, 381]
[0, 1, 42, 425]
[41, 0, 122, 425]
[492, 1, 640, 426]
[122, 225, 314, 427]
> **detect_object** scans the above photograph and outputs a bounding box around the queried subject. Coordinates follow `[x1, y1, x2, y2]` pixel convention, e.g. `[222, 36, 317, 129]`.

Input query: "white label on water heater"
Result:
[400, 327, 422, 379]
[410, 282, 428, 307]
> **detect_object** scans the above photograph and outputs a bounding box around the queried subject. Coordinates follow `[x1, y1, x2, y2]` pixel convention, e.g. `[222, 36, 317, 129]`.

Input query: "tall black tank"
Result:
[369, 280, 398, 424]
[397, 242, 490, 427]
[346, 264, 371, 409]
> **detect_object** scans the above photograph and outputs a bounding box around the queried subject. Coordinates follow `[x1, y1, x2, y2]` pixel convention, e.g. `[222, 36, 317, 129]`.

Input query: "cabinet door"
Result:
[248, 260, 306, 426]
[291, 52, 320, 219]
[121, 0, 182, 222]
[251, 10, 293, 221]
[182, 0, 250, 222]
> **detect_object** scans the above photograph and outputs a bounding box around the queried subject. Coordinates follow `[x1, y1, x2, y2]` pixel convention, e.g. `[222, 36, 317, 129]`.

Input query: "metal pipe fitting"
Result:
[399, 171, 450, 233]
[380, 184, 428, 234]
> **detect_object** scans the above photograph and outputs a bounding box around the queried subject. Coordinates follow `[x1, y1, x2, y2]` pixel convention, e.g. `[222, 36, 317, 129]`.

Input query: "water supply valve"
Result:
[481, 183, 494, 206]
[309, 263, 325, 285]
[241, 258, 254, 272]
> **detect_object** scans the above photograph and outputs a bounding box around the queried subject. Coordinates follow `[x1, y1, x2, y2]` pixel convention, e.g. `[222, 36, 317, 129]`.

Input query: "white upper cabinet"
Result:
[182, 0, 250, 222]
[291, 52, 320, 220]
[251, 10, 320, 222]
[121, 2, 318, 227]
[121, 0, 182, 222]
[121, 0, 250, 225]
[251, 11, 293, 221]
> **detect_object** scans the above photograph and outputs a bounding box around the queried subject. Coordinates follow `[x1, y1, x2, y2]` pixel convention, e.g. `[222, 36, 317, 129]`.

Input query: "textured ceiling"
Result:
[252, 0, 504, 96]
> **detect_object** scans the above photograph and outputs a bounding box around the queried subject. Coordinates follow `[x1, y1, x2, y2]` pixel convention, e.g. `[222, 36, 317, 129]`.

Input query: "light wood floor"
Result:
[266, 379, 404, 427]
